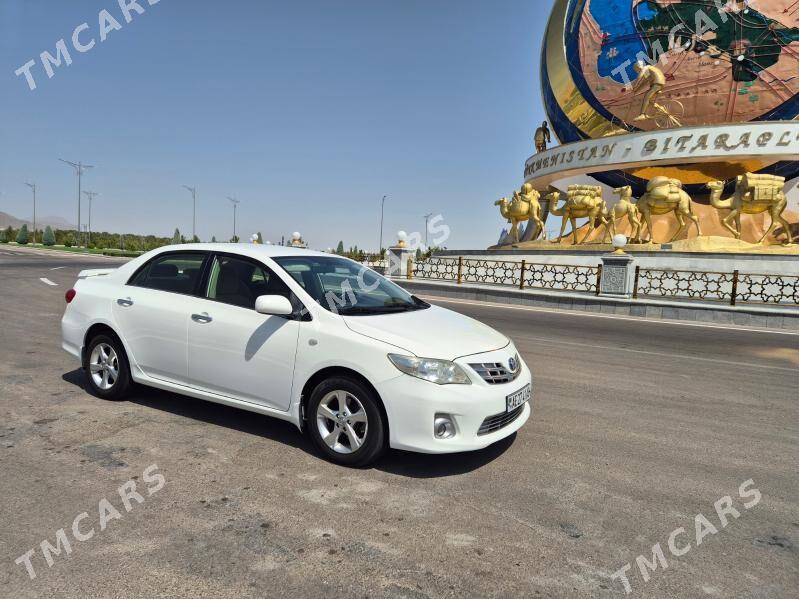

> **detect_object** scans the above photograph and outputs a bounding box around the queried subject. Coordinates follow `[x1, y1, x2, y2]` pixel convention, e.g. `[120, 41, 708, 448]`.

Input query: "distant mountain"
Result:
[0, 212, 77, 230]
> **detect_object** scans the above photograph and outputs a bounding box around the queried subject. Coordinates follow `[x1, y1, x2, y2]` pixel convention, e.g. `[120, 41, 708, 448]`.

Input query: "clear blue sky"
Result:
[0, 0, 550, 250]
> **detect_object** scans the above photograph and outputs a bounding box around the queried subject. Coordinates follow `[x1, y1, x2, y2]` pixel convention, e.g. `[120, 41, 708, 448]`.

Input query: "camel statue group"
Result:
[496, 173, 795, 246]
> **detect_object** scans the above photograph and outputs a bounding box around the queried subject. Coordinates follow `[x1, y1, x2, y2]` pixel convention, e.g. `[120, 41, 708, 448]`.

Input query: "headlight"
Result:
[388, 354, 471, 385]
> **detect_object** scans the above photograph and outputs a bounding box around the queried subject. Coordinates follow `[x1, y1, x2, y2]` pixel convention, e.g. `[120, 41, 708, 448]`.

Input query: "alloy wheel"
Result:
[89, 343, 119, 390]
[315, 390, 369, 454]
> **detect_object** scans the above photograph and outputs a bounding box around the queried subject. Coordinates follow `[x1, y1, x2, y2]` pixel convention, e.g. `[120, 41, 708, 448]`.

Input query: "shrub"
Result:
[43, 226, 55, 246]
[172, 228, 181, 245]
[16, 224, 29, 245]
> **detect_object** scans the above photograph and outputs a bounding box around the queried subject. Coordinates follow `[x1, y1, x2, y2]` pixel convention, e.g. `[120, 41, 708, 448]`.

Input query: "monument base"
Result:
[489, 236, 799, 255]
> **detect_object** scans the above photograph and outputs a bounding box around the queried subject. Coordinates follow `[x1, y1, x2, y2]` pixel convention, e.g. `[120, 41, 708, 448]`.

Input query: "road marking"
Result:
[49, 266, 66, 270]
[423, 296, 799, 337]
[39, 277, 58, 286]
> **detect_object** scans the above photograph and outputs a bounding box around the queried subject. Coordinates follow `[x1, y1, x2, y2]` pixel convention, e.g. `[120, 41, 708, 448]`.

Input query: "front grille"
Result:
[477, 405, 525, 436]
[469, 362, 520, 385]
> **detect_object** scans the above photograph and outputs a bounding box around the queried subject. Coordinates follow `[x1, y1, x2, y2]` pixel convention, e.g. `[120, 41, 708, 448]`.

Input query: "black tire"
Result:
[307, 376, 387, 467]
[84, 333, 133, 401]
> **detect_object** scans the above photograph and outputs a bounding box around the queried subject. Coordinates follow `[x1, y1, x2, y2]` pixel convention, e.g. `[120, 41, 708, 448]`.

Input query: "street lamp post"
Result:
[423, 213, 433, 250]
[25, 183, 37, 245]
[379, 195, 388, 254]
[227, 196, 240, 242]
[83, 191, 99, 246]
[182, 185, 197, 240]
[59, 159, 94, 247]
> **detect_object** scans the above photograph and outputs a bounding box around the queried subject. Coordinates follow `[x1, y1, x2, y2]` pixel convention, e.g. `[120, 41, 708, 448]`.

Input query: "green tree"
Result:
[211, 236, 217, 243]
[231, 235, 240, 243]
[336, 241, 344, 254]
[3, 226, 12, 243]
[43, 226, 55, 246]
[172, 228, 181, 245]
[257, 232, 264, 244]
[0, 229, 6, 243]
[191, 235, 200, 243]
[415, 247, 422, 260]
[16, 224, 29, 245]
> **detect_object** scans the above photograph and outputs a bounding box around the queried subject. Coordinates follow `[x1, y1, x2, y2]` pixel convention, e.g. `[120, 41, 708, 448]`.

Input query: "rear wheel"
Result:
[307, 376, 387, 467]
[85, 334, 132, 401]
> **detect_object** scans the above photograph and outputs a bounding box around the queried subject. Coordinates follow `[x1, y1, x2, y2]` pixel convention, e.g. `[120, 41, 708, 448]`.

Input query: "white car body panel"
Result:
[61, 244, 532, 455]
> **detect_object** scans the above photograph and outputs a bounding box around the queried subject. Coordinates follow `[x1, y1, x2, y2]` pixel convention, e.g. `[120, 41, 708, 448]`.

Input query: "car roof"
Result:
[153, 243, 337, 261]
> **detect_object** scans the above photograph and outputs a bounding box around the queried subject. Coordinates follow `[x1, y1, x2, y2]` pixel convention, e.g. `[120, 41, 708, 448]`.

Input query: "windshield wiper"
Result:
[337, 305, 416, 316]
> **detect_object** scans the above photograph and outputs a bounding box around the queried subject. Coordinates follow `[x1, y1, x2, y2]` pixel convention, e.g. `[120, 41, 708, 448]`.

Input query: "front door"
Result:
[186, 253, 301, 411]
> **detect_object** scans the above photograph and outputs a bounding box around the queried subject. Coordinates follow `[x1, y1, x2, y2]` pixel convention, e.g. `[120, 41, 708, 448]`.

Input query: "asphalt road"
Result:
[0, 247, 797, 598]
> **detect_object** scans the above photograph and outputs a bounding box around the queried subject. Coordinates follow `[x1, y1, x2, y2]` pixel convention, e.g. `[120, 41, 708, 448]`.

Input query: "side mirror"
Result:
[255, 295, 294, 316]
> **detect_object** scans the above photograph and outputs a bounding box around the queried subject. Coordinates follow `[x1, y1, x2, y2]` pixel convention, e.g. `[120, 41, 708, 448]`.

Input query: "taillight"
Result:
[65, 289, 76, 303]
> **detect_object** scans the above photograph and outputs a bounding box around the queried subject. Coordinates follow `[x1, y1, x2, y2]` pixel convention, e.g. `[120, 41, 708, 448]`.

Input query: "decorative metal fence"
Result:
[411, 257, 602, 295]
[400, 257, 799, 307]
[633, 267, 799, 306]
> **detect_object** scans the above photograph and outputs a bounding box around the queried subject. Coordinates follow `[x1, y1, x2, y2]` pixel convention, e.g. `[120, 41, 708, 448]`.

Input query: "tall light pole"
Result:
[227, 196, 240, 242]
[423, 213, 433, 249]
[379, 195, 388, 254]
[59, 159, 94, 247]
[25, 183, 37, 245]
[182, 185, 197, 240]
[83, 191, 99, 246]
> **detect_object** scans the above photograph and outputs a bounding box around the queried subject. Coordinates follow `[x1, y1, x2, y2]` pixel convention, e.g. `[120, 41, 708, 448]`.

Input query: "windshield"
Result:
[273, 256, 429, 316]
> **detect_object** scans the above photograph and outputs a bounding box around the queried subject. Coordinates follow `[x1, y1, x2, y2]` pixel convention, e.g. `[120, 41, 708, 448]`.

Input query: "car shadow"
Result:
[61, 369, 515, 478]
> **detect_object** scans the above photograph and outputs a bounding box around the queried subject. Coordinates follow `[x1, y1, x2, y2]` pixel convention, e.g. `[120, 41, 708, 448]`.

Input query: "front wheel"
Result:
[85, 333, 132, 401]
[307, 377, 387, 467]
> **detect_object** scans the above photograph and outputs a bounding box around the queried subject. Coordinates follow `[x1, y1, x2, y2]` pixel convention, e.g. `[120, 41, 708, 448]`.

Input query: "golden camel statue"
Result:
[610, 186, 644, 242]
[546, 185, 610, 245]
[707, 175, 795, 245]
[495, 184, 545, 244]
[636, 177, 702, 243]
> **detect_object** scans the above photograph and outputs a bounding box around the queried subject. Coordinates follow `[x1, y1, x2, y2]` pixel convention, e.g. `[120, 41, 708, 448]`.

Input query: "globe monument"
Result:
[494, 0, 799, 251]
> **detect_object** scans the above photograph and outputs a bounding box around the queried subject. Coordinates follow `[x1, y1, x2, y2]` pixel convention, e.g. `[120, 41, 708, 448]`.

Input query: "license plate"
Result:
[506, 384, 531, 412]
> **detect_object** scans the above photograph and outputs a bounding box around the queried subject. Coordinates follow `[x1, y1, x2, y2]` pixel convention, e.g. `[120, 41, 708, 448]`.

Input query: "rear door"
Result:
[112, 251, 209, 385]
[186, 253, 301, 411]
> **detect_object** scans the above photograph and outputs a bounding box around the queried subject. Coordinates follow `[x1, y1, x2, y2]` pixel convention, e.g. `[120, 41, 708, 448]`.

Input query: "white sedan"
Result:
[62, 244, 532, 466]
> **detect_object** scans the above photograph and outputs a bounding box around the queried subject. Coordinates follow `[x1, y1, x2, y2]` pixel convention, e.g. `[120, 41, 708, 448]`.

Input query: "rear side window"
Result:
[129, 253, 207, 295]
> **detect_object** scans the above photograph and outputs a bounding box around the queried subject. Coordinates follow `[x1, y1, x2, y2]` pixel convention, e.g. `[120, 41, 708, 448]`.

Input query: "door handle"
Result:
[117, 297, 134, 307]
[191, 312, 213, 324]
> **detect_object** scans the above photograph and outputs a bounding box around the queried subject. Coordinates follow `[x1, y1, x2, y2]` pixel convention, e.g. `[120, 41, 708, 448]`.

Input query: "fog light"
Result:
[434, 415, 456, 439]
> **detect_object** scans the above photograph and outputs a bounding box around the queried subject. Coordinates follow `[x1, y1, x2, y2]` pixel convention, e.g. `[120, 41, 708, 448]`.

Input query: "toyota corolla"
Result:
[61, 244, 532, 466]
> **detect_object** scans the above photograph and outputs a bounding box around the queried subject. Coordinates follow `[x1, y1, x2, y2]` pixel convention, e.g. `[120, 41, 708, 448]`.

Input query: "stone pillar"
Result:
[600, 252, 635, 298]
[386, 247, 413, 277]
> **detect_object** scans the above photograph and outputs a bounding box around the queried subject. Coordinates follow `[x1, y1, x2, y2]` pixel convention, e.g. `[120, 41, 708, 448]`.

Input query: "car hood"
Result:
[342, 304, 509, 360]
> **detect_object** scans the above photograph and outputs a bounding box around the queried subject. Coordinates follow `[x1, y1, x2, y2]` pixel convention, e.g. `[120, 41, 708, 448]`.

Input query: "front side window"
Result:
[129, 252, 206, 295]
[205, 254, 291, 310]
[273, 256, 429, 316]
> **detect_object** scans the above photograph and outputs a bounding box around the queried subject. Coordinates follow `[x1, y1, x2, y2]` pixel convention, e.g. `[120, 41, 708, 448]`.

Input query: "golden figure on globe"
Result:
[495, 184, 545, 244]
[534, 121, 552, 153]
[707, 174, 795, 245]
[630, 62, 682, 129]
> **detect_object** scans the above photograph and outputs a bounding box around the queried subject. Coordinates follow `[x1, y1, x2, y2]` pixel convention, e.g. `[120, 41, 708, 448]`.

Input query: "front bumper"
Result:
[376, 360, 532, 454]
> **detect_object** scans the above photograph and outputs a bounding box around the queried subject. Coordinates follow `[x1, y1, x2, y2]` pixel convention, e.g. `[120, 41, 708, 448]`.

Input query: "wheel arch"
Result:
[299, 366, 389, 437]
[82, 322, 125, 368]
